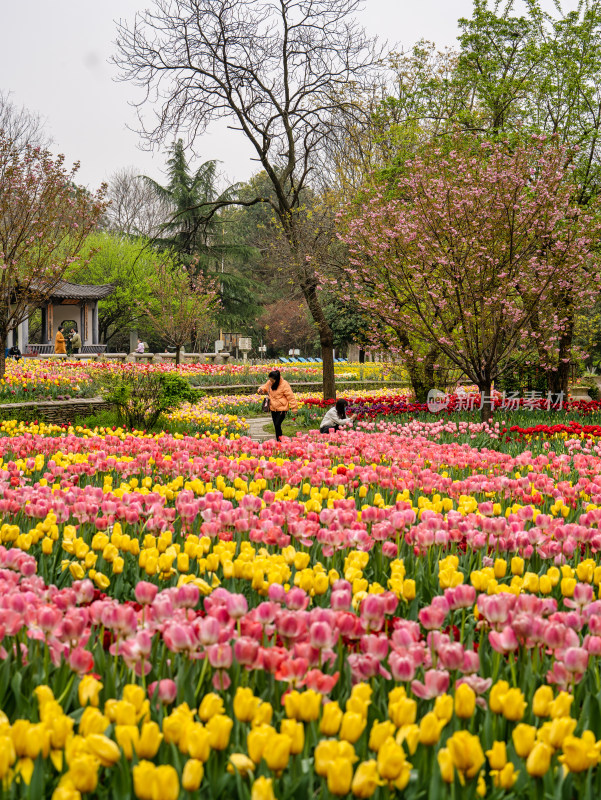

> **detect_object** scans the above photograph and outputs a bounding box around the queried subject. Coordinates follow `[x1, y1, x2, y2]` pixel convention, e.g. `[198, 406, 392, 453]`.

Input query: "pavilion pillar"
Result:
[80, 303, 86, 343]
[92, 302, 99, 345]
[41, 306, 48, 344]
[18, 318, 28, 350]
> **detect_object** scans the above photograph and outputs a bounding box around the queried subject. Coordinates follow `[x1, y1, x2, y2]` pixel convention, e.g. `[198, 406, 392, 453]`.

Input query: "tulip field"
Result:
[5, 403, 601, 799]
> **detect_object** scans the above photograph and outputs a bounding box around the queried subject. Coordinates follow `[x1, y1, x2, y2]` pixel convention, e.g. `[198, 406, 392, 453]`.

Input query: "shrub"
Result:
[96, 371, 195, 430]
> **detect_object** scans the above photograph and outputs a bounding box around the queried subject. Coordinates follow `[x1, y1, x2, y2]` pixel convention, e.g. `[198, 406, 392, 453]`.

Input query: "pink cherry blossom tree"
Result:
[0, 130, 107, 378]
[340, 135, 601, 420]
[141, 261, 219, 365]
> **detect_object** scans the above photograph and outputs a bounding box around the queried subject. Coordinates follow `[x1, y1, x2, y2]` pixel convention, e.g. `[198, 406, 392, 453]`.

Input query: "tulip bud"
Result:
[263, 732, 291, 772]
[454, 684, 476, 719]
[251, 776, 276, 800]
[526, 742, 553, 777]
[327, 757, 354, 795]
[182, 759, 204, 791]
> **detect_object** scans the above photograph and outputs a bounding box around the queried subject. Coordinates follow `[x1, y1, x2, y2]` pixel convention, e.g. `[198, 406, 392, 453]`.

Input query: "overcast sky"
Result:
[0, 0, 578, 190]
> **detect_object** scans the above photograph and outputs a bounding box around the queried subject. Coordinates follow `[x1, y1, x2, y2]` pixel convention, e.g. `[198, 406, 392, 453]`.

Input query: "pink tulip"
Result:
[68, 646, 94, 674]
[418, 605, 447, 631]
[389, 652, 416, 682]
[207, 643, 233, 669]
[564, 647, 589, 674]
[234, 637, 259, 665]
[411, 669, 450, 699]
[226, 593, 248, 619]
[489, 627, 519, 654]
[135, 581, 158, 605]
[148, 679, 177, 705]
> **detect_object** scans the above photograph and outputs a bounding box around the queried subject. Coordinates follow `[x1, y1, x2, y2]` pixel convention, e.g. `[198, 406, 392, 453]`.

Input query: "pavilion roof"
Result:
[48, 281, 115, 301]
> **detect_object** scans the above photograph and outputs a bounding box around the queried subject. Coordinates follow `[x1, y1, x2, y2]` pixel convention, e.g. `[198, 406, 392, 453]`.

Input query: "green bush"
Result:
[95, 371, 196, 431]
[157, 372, 197, 406]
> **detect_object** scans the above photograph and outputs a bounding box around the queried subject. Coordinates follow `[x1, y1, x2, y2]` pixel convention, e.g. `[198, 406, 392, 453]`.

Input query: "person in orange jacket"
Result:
[54, 325, 67, 354]
[257, 369, 298, 441]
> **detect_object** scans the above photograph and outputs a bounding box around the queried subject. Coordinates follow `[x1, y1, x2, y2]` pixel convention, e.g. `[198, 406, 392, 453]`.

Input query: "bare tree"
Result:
[104, 166, 171, 237]
[114, 0, 381, 399]
[0, 91, 51, 151]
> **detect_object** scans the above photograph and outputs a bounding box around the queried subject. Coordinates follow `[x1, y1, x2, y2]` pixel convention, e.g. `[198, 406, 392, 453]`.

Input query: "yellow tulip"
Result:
[351, 759, 383, 798]
[0, 735, 16, 778]
[85, 734, 121, 767]
[437, 747, 454, 783]
[182, 759, 204, 791]
[123, 684, 145, 713]
[297, 690, 322, 722]
[137, 721, 162, 759]
[395, 723, 419, 756]
[247, 725, 276, 764]
[163, 709, 192, 746]
[48, 715, 74, 749]
[532, 686, 554, 717]
[388, 697, 417, 727]
[315, 740, 340, 777]
[227, 753, 255, 777]
[150, 764, 179, 800]
[549, 692, 574, 719]
[34, 686, 55, 709]
[133, 760, 155, 800]
[251, 776, 276, 800]
[454, 684, 476, 719]
[393, 761, 412, 791]
[368, 720, 396, 752]
[340, 711, 367, 744]
[327, 757, 354, 795]
[433, 694, 454, 723]
[198, 693, 225, 721]
[185, 723, 211, 762]
[22, 723, 51, 759]
[486, 741, 507, 770]
[320, 702, 343, 736]
[51, 778, 81, 800]
[280, 719, 304, 754]
[206, 715, 233, 751]
[252, 702, 273, 727]
[263, 732, 291, 772]
[234, 687, 261, 723]
[115, 725, 139, 760]
[526, 743, 553, 777]
[376, 737, 407, 781]
[446, 731, 485, 780]
[491, 762, 519, 789]
[494, 559, 507, 578]
[502, 688, 527, 721]
[315, 740, 358, 777]
[419, 712, 444, 746]
[560, 732, 600, 772]
[547, 717, 578, 750]
[489, 681, 510, 714]
[512, 724, 537, 758]
[511, 557, 524, 575]
[68, 754, 99, 793]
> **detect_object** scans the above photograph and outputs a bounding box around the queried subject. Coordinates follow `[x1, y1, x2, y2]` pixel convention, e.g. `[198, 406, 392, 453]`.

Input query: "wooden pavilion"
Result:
[9, 281, 115, 354]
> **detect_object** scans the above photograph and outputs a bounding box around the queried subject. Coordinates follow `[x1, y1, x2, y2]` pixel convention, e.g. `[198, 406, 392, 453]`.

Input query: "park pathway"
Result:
[245, 417, 274, 442]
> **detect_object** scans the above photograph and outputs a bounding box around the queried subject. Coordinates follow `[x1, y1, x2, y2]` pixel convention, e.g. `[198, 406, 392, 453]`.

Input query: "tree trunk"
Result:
[480, 379, 493, 423]
[175, 345, 181, 366]
[0, 334, 5, 381]
[301, 279, 336, 400]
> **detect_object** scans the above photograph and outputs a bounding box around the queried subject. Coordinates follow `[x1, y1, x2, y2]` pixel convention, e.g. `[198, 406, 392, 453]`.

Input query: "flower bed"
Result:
[1, 424, 601, 797]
